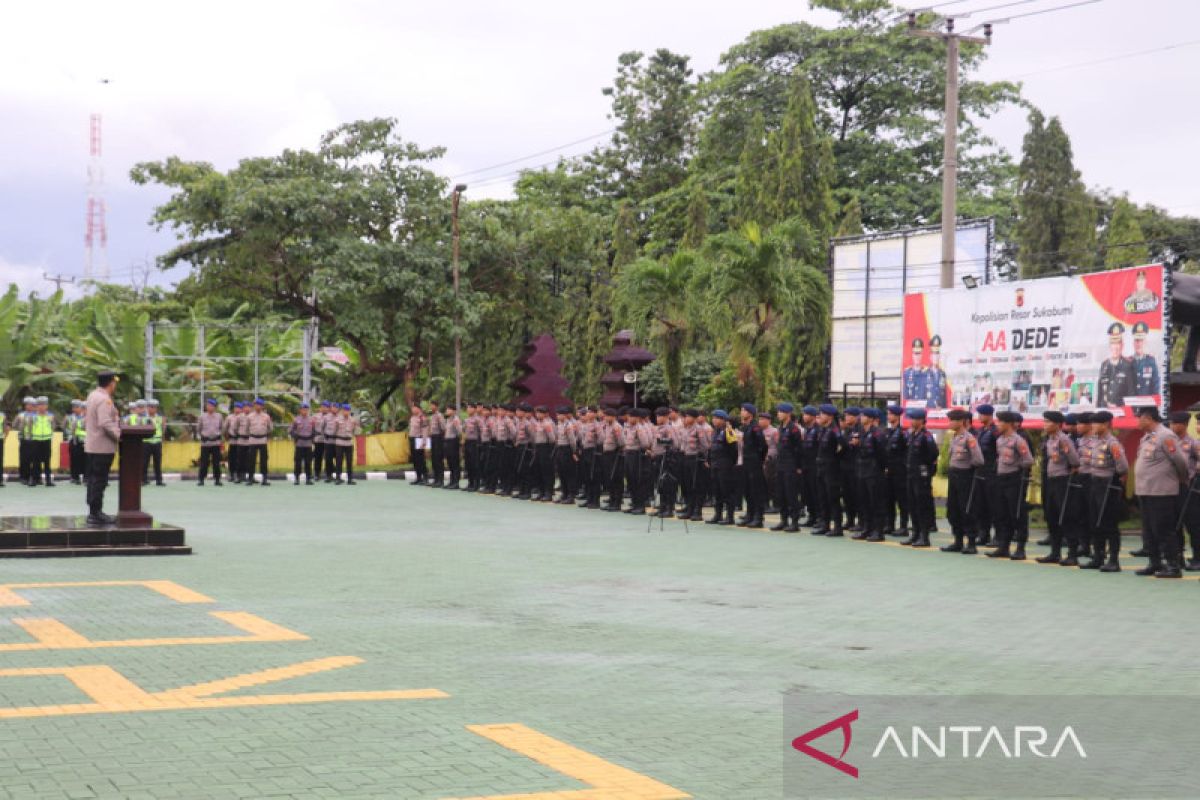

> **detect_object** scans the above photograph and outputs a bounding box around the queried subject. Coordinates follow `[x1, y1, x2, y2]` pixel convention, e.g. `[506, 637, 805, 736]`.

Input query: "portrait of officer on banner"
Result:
[903, 338, 927, 406]
[1130, 320, 1160, 396]
[1096, 321, 1135, 408]
[1123, 269, 1161, 314]
[925, 334, 948, 408]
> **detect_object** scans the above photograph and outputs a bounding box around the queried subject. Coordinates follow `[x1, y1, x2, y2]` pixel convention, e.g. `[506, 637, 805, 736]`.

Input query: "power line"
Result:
[1000, 38, 1200, 80]
[448, 129, 616, 181]
[968, 0, 1102, 32]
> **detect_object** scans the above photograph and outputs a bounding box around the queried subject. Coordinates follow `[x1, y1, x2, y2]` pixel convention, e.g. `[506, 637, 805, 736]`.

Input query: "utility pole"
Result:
[907, 13, 990, 288]
[451, 183, 467, 413]
[43, 273, 76, 293]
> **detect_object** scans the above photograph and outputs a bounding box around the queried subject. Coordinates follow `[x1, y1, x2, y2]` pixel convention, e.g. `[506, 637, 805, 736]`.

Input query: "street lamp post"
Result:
[452, 183, 467, 414]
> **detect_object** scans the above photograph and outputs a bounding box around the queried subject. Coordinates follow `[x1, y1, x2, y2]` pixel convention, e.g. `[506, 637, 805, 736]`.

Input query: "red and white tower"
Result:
[84, 113, 109, 282]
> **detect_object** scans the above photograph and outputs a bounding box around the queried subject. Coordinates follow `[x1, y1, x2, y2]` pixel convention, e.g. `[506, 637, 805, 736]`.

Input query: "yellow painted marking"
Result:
[0, 580, 214, 608]
[160, 655, 361, 700]
[446, 723, 689, 800]
[13, 618, 92, 648]
[0, 659, 447, 719]
[0, 611, 307, 653]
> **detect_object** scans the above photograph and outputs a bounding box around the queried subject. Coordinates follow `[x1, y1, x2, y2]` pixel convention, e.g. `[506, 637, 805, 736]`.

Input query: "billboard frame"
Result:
[824, 217, 996, 400]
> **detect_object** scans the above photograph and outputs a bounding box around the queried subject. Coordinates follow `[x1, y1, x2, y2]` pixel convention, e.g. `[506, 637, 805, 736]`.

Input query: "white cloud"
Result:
[0, 256, 85, 300]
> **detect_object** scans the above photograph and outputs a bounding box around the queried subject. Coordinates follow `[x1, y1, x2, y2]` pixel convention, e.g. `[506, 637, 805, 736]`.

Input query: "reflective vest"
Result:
[31, 414, 53, 442]
[146, 415, 163, 445]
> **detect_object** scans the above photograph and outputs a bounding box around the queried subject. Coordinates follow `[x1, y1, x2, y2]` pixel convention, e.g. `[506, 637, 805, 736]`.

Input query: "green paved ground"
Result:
[0, 482, 1196, 799]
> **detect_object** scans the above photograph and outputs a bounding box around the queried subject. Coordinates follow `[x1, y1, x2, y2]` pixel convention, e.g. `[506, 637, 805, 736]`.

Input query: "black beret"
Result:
[654, 406, 670, 417]
[1136, 406, 1162, 422]
[1077, 411, 1094, 424]
[1092, 410, 1114, 424]
[947, 409, 971, 421]
[996, 410, 1020, 423]
[1169, 410, 1191, 424]
[1042, 410, 1065, 424]
[684, 409, 699, 418]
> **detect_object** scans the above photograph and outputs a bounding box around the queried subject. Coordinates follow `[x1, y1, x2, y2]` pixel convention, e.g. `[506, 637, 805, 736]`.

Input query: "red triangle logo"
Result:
[791, 709, 859, 779]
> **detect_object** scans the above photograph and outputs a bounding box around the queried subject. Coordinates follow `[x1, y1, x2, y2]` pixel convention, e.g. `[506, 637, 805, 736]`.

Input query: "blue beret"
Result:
[341, 403, 351, 411]
[254, 398, 265, 406]
[206, 398, 217, 406]
[299, 402, 309, 409]
[844, 406, 861, 416]
[819, 404, 838, 416]
[976, 404, 994, 416]
[863, 408, 881, 420]
[321, 400, 330, 407]
[906, 408, 927, 420]
[234, 401, 244, 408]
[776, 402, 794, 414]
[802, 405, 818, 415]
[887, 404, 903, 416]
[712, 409, 729, 420]
[1064, 413, 1079, 425]
[741, 403, 756, 415]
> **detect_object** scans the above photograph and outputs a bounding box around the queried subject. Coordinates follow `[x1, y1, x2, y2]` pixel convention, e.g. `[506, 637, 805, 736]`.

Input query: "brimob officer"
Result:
[852, 408, 888, 542]
[1133, 406, 1187, 578]
[706, 409, 738, 526]
[902, 408, 938, 547]
[884, 404, 909, 536]
[972, 404, 999, 547]
[813, 404, 845, 537]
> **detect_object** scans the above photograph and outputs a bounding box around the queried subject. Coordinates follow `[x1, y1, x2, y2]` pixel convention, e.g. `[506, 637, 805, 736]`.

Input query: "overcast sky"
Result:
[0, 0, 1194, 298]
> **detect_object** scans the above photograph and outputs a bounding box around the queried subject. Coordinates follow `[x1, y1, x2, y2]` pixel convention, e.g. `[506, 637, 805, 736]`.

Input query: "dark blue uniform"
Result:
[904, 428, 939, 545]
[800, 425, 821, 525]
[774, 421, 803, 530]
[973, 423, 999, 546]
[814, 425, 846, 536]
[885, 424, 908, 533]
[854, 427, 888, 540]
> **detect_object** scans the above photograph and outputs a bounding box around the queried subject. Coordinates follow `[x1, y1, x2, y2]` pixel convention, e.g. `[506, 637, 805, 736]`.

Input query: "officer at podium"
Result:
[84, 371, 121, 526]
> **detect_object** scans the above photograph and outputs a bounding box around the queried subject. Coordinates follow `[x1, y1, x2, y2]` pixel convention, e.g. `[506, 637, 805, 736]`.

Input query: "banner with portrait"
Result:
[900, 264, 1168, 429]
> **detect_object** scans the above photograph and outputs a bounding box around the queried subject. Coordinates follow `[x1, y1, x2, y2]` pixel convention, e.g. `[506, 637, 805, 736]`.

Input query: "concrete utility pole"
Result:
[907, 13, 990, 288]
[451, 184, 467, 413]
[43, 273, 76, 292]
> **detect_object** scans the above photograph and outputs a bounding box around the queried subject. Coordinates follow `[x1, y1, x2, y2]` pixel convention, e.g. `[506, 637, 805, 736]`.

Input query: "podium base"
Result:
[0, 515, 190, 558]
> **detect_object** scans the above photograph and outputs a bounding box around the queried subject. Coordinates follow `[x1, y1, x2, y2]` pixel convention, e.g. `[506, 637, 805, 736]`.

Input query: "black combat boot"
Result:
[941, 534, 963, 552]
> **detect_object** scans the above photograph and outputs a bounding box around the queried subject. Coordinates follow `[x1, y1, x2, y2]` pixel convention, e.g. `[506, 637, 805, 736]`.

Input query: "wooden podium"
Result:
[118, 424, 155, 527]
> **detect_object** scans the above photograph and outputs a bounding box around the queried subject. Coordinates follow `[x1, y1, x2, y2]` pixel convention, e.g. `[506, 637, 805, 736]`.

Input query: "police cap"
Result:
[905, 408, 926, 420]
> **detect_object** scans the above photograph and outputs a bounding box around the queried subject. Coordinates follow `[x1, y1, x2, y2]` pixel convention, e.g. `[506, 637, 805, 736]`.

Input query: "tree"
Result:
[769, 74, 837, 242]
[614, 251, 698, 404]
[682, 181, 710, 249]
[1104, 197, 1151, 270]
[734, 113, 772, 227]
[591, 49, 697, 203]
[695, 1, 1019, 231]
[835, 196, 864, 237]
[694, 223, 831, 407]
[611, 200, 639, 269]
[1013, 109, 1097, 276]
[132, 118, 473, 407]
[0, 288, 70, 412]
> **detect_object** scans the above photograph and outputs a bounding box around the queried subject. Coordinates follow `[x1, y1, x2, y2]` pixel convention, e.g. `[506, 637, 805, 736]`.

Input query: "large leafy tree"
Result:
[695, 0, 1019, 231]
[614, 251, 699, 404]
[693, 223, 831, 407]
[1013, 109, 1097, 276]
[132, 118, 472, 407]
